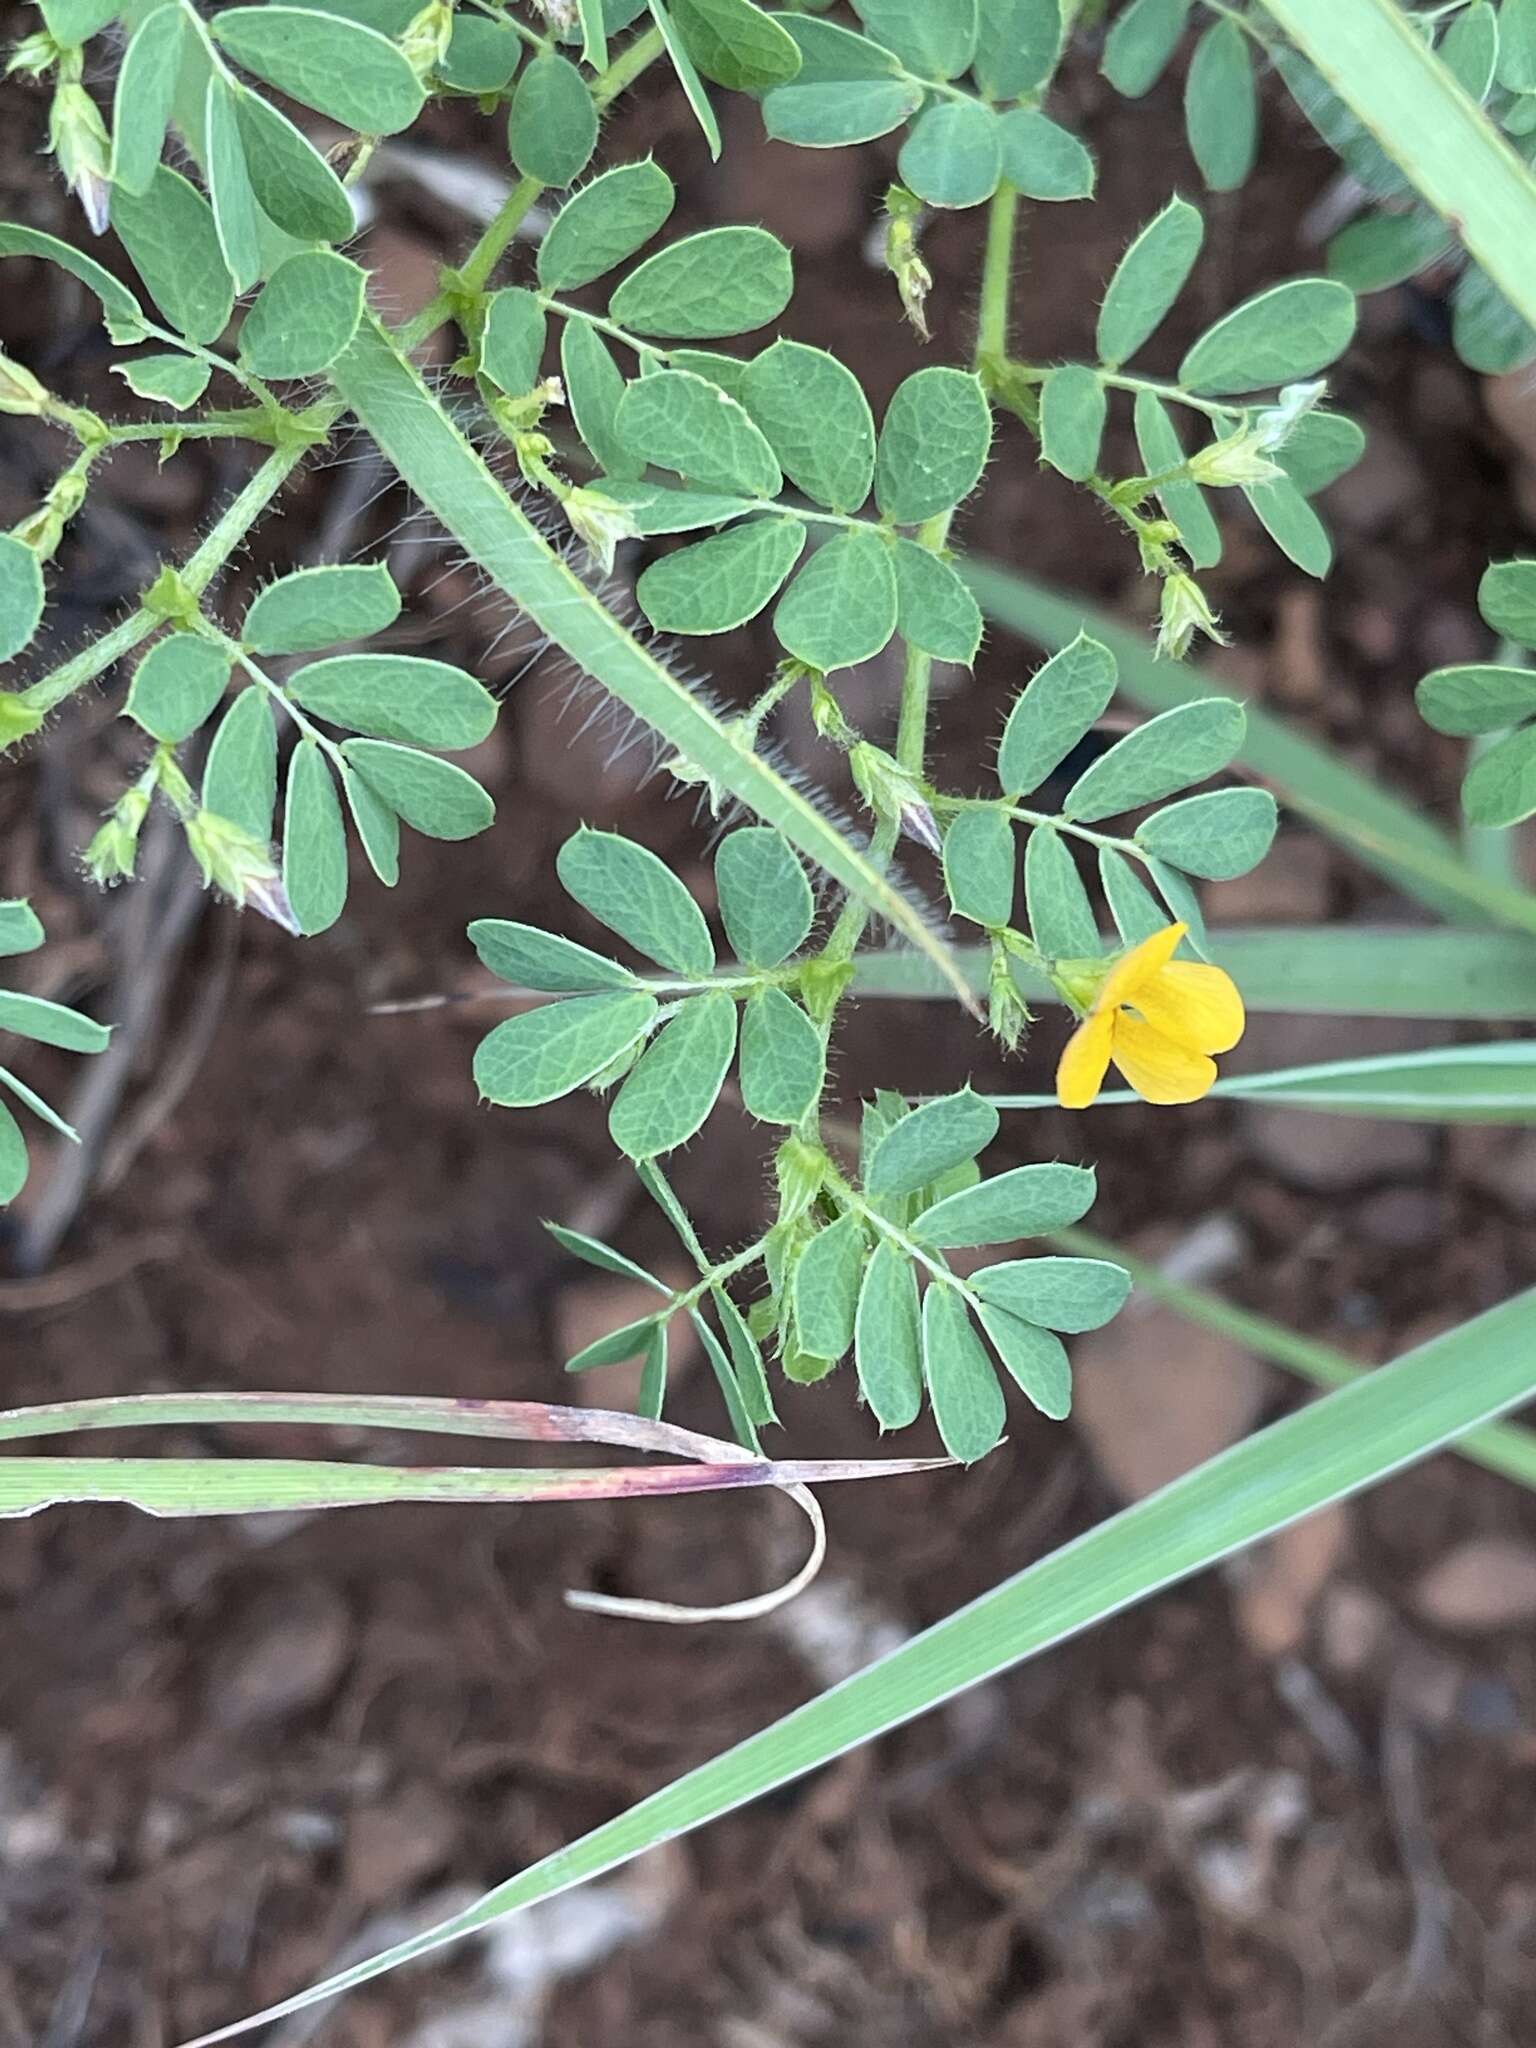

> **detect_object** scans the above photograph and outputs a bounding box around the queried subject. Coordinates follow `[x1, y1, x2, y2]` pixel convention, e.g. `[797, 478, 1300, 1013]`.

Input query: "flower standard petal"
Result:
[1109, 1014, 1216, 1104]
[1138, 960, 1245, 1054]
[1098, 920, 1187, 1011]
[1056, 1008, 1116, 1109]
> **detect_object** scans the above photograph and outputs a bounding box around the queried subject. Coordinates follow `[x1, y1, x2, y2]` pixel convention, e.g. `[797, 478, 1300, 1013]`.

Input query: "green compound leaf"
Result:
[0, 1102, 27, 1206]
[1135, 786, 1278, 879]
[763, 77, 923, 147]
[1462, 727, 1536, 828]
[1100, 844, 1168, 944]
[244, 564, 400, 657]
[1039, 365, 1106, 481]
[1243, 473, 1332, 578]
[124, 636, 230, 745]
[113, 353, 211, 409]
[851, 0, 978, 79]
[111, 167, 233, 346]
[507, 52, 598, 186]
[1133, 391, 1221, 571]
[203, 686, 278, 841]
[1417, 664, 1536, 737]
[1178, 278, 1358, 396]
[741, 341, 876, 513]
[469, 919, 635, 993]
[875, 367, 992, 525]
[609, 227, 793, 339]
[1061, 698, 1245, 822]
[854, 1239, 923, 1430]
[562, 323, 638, 480]
[240, 252, 366, 379]
[341, 766, 400, 886]
[792, 1210, 866, 1362]
[340, 740, 495, 840]
[1101, 0, 1191, 96]
[1024, 824, 1097, 959]
[996, 632, 1118, 797]
[616, 370, 782, 498]
[973, 1256, 1131, 1334]
[669, 0, 802, 90]
[974, 0, 1061, 99]
[474, 990, 658, 1107]
[537, 161, 675, 292]
[942, 807, 1014, 928]
[282, 740, 349, 937]
[608, 989, 737, 1157]
[974, 1300, 1071, 1420]
[438, 12, 522, 92]
[233, 88, 356, 245]
[774, 529, 898, 672]
[1326, 210, 1451, 294]
[1184, 19, 1256, 192]
[636, 517, 805, 634]
[0, 993, 109, 1054]
[898, 99, 1001, 211]
[649, 0, 723, 161]
[0, 226, 145, 344]
[206, 77, 263, 296]
[558, 827, 715, 977]
[867, 1090, 999, 1200]
[1478, 560, 1536, 647]
[110, 3, 185, 197]
[893, 539, 982, 665]
[1275, 411, 1365, 497]
[715, 826, 814, 966]
[995, 109, 1095, 201]
[738, 985, 823, 1123]
[289, 656, 497, 750]
[480, 288, 546, 399]
[211, 6, 425, 133]
[922, 1281, 1004, 1463]
[0, 537, 45, 665]
[0, 902, 45, 960]
[913, 1161, 1096, 1247]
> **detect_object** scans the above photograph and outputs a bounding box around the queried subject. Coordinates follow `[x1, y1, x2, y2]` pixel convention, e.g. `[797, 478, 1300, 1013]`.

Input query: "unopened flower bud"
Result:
[400, 0, 453, 80]
[775, 1138, 827, 1226]
[0, 350, 51, 418]
[17, 464, 89, 561]
[1156, 572, 1229, 662]
[1187, 431, 1284, 490]
[808, 672, 855, 745]
[986, 940, 1033, 1052]
[561, 485, 640, 575]
[184, 810, 298, 929]
[49, 80, 111, 234]
[884, 199, 932, 343]
[83, 782, 151, 887]
[848, 742, 941, 853]
[0, 690, 45, 752]
[7, 31, 59, 80]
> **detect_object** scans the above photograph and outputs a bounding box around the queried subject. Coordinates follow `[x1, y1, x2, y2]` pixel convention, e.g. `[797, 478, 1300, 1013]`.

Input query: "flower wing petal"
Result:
[1056, 1009, 1115, 1109]
[1109, 1014, 1216, 1104]
[1099, 921, 1186, 1010]
[1131, 961, 1245, 1055]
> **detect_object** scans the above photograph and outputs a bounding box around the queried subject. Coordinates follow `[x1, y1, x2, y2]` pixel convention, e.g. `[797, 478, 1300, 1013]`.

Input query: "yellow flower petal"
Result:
[1130, 960, 1245, 1055]
[1056, 1008, 1115, 1109]
[1097, 921, 1187, 1012]
[1109, 1013, 1217, 1104]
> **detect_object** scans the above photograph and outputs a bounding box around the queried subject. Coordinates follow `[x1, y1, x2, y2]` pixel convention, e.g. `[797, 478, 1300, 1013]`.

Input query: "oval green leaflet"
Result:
[635, 517, 806, 635]
[973, 1299, 1071, 1421]
[773, 528, 898, 672]
[616, 370, 783, 499]
[912, 1161, 1097, 1248]
[556, 827, 715, 978]
[210, 6, 426, 133]
[1101, 0, 1192, 97]
[792, 1209, 867, 1362]
[974, 0, 1061, 98]
[124, 636, 231, 745]
[854, 1239, 923, 1430]
[340, 741, 495, 840]
[715, 826, 814, 967]
[0, 536, 45, 665]
[738, 985, 823, 1124]
[203, 686, 278, 841]
[996, 633, 1118, 797]
[206, 77, 264, 296]
[1039, 365, 1106, 481]
[288, 656, 498, 751]
[942, 807, 1014, 928]
[1061, 699, 1246, 823]
[233, 88, 356, 245]
[1096, 195, 1204, 368]
[1243, 474, 1332, 579]
[480, 289, 546, 401]
[110, 3, 186, 198]
[537, 161, 676, 292]
[507, 52, 598, 186]
[243, 565, 401, 658]
[740, 340, 876, 514]
[1478, 559, 1536, 647]
[866, 1090, 999, 1201]
[608, 226, 793, 340]
[898, 99, 1001, 210]
[474, 990, 659, 1107]
[110, 166, 233, 346]
[667, 0, 803, 91]
[438, 12, 522, 93]
[875, 367, 992, 525]
[851, 0, 977, 78]
[1178, 278, 1358, 396]
[239, 252, 367, 380]
[922, 1280, 1005, 1463]
[562, 323, 637, 480]
[995, 109, 1095, 202]
[468, 919, 637, 995]
[341, 767, 400, 887]
[973, 1256, 1132, 1334]
[282, 740, 350, 937]
[608, 989, 737, 1157]
[1417, 664, 1536, 737]
[1135, 787, 1278, 880]
[1133, 391, 1222, 572]
[892, 539, 982, 665]
[1024, 824, 1098, 960]
[763, 76, 923, 147]
[1184, 18, 1256, 192]
[113, 354, 212, 410]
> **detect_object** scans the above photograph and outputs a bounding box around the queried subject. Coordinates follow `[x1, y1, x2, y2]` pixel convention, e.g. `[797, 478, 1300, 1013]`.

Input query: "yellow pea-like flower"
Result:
[1055, 922, 1245, 1110]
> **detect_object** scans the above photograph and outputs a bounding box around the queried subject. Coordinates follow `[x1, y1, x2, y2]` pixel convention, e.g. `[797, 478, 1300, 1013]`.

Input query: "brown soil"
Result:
[2, 23, 1535, 2048]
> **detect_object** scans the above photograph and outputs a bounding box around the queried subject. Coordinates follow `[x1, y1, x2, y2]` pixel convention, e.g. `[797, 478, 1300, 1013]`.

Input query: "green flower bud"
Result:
[1155, 572, 1229, 663]
[848, 742, 940, 853]
[49, 79, 111, 234]
[0, 351, 52, 418]
[884, 192, 933, 344]
[400, 0, 453, 80]
[7, 31, 60, 80]
[774, 1138, 827, 1226]
[0, 691, 45, 753]
[183, 811, 299, 931]
[83, 782, 151, 887]
[1187, 432, 1284, 490]
[561, 486, 641, 576]
[986, 939, 1033, 1052]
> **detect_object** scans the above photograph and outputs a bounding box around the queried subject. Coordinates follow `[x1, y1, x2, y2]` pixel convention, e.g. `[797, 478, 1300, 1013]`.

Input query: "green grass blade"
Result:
[984, 1041, 1536, 1120]
[328, 318, 973, 1007]
[180, 1285, 1536, 2046]
[1258, 0, 1536, 333]
[1052, 1225, 1536, 1492]
[849, 925, 1536, 1018]
[965, 558, 1536, 933]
